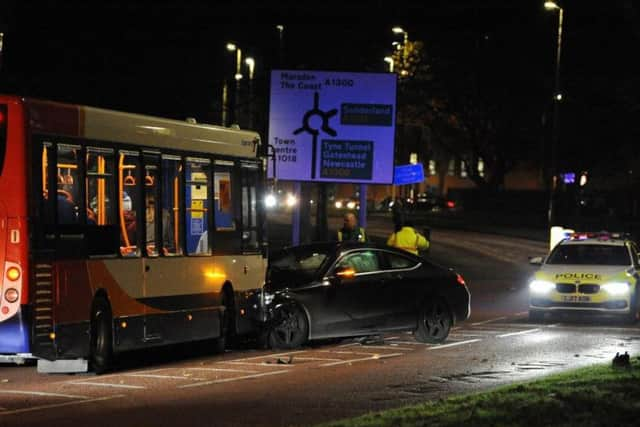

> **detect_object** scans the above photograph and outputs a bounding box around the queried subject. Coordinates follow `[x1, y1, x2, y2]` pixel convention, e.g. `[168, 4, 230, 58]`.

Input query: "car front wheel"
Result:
[415, 297, 452, 344]
[268, 304, 308, 349]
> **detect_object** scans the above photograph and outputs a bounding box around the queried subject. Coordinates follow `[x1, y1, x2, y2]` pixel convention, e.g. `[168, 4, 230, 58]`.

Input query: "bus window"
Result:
[241, 162, 261, 252]
[161, 155, 183, 256]
[214, 161, 235, 231]
[119, 151, 141, 257]
[56, 144, 82, 224]
[144, 153, 160, 257]
[40, 142, 54, 224]
[86, 147, 115, 226]
[185, 158, 211, 255]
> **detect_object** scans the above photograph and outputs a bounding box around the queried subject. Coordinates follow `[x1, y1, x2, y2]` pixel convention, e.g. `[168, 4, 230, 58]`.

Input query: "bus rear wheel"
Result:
[90, 298, 113, 374]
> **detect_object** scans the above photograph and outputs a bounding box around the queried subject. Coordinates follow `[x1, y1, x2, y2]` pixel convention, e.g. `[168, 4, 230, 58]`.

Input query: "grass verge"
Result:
[318, 357, 640, 427]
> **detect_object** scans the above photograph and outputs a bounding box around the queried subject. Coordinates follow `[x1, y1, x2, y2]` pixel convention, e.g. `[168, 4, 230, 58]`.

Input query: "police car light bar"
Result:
[568, 231, 631, 241]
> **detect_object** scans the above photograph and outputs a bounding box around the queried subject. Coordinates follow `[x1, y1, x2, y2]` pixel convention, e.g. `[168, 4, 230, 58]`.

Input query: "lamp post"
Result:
[221, 42, 239, 127]
[276, 25, 284, 67]
[384, 56, 394, 73]
[544, 1, 564, 226]
[245, 57, 255, 129]
[392, 26, 409, 74]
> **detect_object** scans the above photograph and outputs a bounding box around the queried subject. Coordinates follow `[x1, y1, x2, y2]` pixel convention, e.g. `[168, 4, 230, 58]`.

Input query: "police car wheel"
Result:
[529, 310, 545, 323]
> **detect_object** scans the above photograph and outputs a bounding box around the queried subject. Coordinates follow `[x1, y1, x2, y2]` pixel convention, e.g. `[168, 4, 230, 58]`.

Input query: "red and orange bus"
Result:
[0, 95, 267, 372]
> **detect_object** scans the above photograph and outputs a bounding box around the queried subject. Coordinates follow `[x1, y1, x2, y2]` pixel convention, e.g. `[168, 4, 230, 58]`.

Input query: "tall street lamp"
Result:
[221, 42, 239, 126]
[544, 1, 564, 227]
[392, 26, 409, 74]
[245, 57, 255, 129]
[383, 56, 394, 72]
[276, 25, 285, 67]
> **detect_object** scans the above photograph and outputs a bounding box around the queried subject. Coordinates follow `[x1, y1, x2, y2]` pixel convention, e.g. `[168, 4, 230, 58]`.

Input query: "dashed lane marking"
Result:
[0, 395, 125, 416]
[471, 317, 507, 326]
[185, 367, 259, 374]
[178, 369, 290, 389]
[0, 390, 89, 399]
[319, 353, 404, 367]
[68, 381, 146, 390]
[497, 328, 540, 338]
[427, 339, 482, 350]
[124, 373, 206, 381]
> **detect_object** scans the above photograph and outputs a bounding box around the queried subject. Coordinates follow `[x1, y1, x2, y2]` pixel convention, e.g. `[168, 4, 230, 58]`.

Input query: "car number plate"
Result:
[561, 295, 591, 303]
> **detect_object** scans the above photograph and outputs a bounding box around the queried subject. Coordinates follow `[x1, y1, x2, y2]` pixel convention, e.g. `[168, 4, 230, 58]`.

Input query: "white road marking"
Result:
[222, 350, 307, 362]
[427, 339, 482, 350]
[0, 395, 125, 416]
[68, 381, 146, 390]
[339, 342, 360, 348]
[387, 340, 428, 345]
[497, 328, 540, 338]
[223, 361, 295, 367]
[179, 369, 290, 389]
[471, 317, 507, 325]
[359, 345, 414, 351]
[124, 374, 205, 381]
[0, 390, 89, 399]
[291, 356, 342, 362]
[319, 353, 403, 367]
[185, 367, 259, 374]
[515, 311, 529, 316]
[317, 350, 390, 356]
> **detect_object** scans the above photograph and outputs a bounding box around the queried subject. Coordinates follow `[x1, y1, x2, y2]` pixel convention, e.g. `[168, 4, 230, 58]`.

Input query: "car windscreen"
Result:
[546, 244, 631, 266]
[268, 248, 331, 285]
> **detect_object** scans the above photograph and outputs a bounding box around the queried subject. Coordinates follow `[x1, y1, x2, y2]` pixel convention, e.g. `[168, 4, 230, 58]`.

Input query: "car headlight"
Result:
[335, 201, 343, 209]
[601, 282, 630, 296]
[529, 280, 555, 294]
[346, 201, 356, 209]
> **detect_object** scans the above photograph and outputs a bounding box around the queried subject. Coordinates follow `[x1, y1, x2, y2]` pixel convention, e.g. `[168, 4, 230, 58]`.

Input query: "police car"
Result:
[528, 231, 640, 322]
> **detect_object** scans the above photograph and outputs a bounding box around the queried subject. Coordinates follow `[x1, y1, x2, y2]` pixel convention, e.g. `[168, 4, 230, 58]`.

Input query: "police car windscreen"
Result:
[547, 245, 630, 266]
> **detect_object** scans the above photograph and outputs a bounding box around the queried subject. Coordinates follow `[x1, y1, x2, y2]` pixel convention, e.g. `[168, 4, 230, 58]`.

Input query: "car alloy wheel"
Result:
[415, 297, 451, 344]
[268, 304, 308, 349]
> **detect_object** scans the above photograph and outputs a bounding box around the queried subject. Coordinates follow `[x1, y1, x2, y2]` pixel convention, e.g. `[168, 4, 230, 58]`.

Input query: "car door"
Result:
[378, 250, 424, 328]
[325, 249, 390, 334]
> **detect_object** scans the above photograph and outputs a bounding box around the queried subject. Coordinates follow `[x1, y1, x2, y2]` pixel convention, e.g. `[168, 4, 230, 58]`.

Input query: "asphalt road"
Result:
[1, 216, 639, 427]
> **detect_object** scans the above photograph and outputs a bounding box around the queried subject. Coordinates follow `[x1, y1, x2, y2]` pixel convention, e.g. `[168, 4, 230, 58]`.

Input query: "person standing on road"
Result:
[387, 220, 429, 255]
[336, 212, 367, 242]
[391, 197, 405, 232]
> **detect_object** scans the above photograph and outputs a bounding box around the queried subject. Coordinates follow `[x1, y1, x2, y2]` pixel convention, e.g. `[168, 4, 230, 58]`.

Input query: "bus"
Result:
[0, 95, 267, 373]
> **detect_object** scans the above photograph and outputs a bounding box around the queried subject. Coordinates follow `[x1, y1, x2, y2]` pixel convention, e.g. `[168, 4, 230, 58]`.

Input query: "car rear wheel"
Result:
[268, 304, 308, 349]
[415, 297, 452, 344]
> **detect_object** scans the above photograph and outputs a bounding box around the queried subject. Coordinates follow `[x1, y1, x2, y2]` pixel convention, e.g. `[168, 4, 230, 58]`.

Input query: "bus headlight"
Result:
[601, 282, 630, 296]
[529, 280, 555, 294]
[4, 288, 19, 303]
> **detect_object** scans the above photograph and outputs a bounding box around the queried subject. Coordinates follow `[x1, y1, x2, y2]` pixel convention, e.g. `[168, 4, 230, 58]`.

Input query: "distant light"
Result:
[383, 56, 393, 64]
[235, 73, 243, 81]
[276, 25, 284, 32]
[265, 193, 277, 208]
[335, 201, 343, 209]
[400, 70, 409, 76]
[286, 193, 297, 207]
[579, 173, 588, 186]
[392, 26, 405, 34]
[346, 201, 356, 210]
[226, 43, 237, 51]
[392, 41, 400, 47]
[245, 57, 255, 67]
[555, 93, 563, 101]
[562, 173, 575, 184]
[544, 1, 560, 10]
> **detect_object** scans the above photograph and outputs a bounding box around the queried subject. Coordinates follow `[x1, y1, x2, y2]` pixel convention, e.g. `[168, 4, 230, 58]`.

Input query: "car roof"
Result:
[559, 238, 628, 247]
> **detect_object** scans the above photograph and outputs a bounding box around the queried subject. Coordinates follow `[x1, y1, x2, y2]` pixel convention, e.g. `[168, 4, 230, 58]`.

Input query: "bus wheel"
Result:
[90, 298, 113, 374]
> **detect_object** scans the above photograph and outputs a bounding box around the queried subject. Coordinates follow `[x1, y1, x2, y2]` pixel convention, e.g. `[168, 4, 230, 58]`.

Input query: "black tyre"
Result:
[415, 297, 452, 344]
[90, 298, 113, 374]
[268, 304, 308, 349]
[529, 310, 545, 323]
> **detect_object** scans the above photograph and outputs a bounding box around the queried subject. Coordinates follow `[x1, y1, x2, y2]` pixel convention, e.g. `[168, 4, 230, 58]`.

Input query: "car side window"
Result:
[337, 250, 380, 274]
[384, 252, 417, 270]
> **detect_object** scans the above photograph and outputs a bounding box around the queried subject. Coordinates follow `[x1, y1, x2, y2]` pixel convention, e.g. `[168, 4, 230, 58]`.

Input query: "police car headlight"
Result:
[529, 280, 555, 294]
[601, 282, 630, 296]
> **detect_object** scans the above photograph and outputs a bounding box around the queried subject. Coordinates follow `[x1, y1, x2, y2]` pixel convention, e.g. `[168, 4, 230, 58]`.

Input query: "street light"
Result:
[225, 42, 243, 126]
[544, 1, 564, 227]
[276, 25, 284, 67]
[245, 57, 255, 128]
[392, 26, 409, 76]
[383, 56, 394, 72]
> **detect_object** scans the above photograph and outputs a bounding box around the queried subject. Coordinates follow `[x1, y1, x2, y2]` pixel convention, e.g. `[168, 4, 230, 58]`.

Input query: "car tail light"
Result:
[456, 273, 466, 286]
[446, 201, 455, 209]
[6, 266, 20, 281]
[4, 288, 19, 303]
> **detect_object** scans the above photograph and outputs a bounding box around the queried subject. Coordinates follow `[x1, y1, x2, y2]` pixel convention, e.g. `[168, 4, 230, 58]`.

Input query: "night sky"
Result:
[1, 0, 638, 169]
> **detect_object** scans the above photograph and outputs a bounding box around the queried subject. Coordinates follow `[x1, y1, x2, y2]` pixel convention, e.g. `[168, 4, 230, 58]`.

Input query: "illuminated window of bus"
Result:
[40, 142, 54, 224]
[185, 158, 211, 255]
[241, 162, 260, 251]
[56, 144, 82, 224]
[144, 153, 160, 257]
[86, 147, 116, 226]
[161, 155, 183, 256]
[118, 151, 141, 257]
[214, 160, 235, 231]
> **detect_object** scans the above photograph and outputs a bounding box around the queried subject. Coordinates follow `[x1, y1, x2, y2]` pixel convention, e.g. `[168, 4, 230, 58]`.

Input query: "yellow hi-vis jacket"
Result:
[387, 226, 429, 255]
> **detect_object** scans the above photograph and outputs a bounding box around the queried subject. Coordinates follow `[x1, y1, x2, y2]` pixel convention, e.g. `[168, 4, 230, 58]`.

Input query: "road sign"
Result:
[393, 163, 424, 185]
[268, 70, 397, 184]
